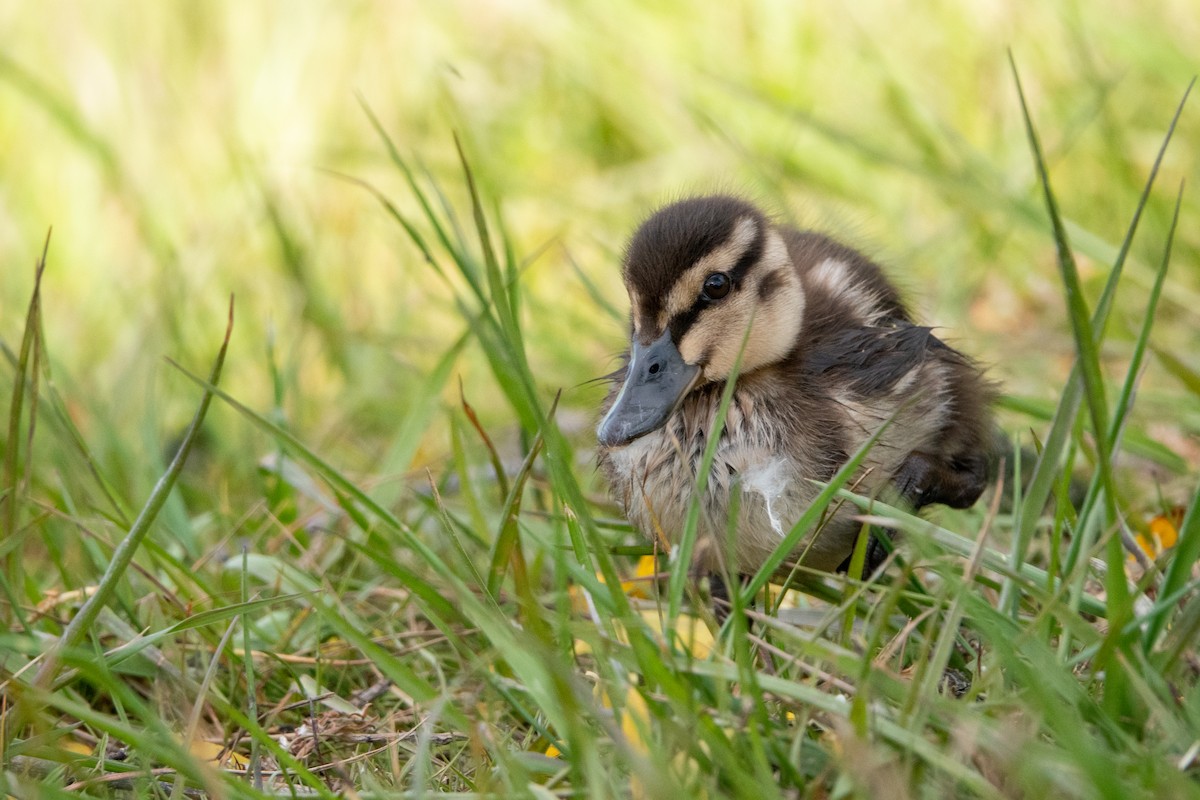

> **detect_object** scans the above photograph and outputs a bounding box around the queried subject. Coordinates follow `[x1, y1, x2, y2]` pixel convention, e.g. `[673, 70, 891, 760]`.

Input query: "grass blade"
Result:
[486, 396, 550, 597]
[1008, 57, 1128, 676]
[2, 231, 49, 634]
[6, 297, 234, 754]
[1005, 78, 1192, 615]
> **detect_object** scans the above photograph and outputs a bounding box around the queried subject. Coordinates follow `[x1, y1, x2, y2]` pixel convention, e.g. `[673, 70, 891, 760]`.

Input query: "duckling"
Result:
[596, 195, 995, 584]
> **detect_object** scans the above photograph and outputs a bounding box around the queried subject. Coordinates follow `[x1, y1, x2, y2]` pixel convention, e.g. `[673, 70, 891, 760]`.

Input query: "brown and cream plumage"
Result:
[596, 196, 994, 581]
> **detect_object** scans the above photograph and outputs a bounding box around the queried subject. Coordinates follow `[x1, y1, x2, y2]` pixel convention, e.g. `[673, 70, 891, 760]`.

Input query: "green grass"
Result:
[3, 4, 1200, 798]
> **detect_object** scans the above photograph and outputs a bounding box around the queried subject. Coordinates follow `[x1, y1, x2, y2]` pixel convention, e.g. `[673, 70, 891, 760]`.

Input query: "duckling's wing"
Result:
[802, 322, 996, 511]
[804, 323, 951, 396]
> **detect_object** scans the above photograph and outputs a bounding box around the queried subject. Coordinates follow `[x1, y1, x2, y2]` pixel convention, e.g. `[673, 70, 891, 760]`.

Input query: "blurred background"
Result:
[2, 0, 1197, 515]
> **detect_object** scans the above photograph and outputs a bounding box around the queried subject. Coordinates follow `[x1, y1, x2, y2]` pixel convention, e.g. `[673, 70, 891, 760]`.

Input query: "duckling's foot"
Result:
[836, 529, 894, 577]
[705, 572, 733, 623]
[863, 531, 893, 575]
[703, 572, 753, 625]
[895, 451, 989, 510]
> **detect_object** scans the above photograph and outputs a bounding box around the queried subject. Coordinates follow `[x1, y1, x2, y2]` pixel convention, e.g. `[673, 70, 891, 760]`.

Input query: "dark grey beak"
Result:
[597, 329, 702, 447]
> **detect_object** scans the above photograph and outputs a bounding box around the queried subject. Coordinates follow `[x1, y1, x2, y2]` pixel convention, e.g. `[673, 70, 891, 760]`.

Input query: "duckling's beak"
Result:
[598, 329, 702, 447]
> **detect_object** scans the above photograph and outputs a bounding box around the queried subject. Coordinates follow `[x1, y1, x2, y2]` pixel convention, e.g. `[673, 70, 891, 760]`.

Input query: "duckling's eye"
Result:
[701, 272, 731, 301]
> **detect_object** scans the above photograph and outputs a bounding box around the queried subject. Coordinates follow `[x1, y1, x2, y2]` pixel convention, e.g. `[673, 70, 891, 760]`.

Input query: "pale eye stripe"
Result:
[659, 216, 760, 327]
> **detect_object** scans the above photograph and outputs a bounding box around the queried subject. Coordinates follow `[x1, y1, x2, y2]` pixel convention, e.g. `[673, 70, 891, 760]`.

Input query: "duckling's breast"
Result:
[598, 377, 857, 574]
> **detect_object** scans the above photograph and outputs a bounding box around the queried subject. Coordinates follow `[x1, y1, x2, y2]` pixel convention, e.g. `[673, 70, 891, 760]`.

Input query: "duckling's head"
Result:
[598, 196, 804, 447]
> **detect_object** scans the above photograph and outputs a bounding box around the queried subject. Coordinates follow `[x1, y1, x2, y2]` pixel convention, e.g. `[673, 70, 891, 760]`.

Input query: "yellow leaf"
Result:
[569, 555, 661, 613]
[634, 607, 715, 659]
[1136, 533, 1156, 558]
[592, 681, 652, 754]
[567, 583, 590, 615]
[618, 684, 651, 753]
[60, 739, 93, 756]
[188, 739, 247, 768]
[189, 740, 226, 762]
[1150, 513, 1180, 550]
[621, 556, 659, 598]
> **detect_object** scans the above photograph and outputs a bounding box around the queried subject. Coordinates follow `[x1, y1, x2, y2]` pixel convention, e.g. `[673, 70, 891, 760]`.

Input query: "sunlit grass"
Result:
[2, 3, 1200, 798]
